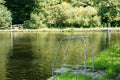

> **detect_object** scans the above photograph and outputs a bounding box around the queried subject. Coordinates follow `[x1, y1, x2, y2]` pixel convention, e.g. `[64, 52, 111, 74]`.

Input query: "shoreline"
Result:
[0, 28, 120, 32]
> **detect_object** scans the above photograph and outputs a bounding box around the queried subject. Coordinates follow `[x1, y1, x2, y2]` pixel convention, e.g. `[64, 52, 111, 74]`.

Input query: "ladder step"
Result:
[63, 64, 93, 68]
[54, 68, 72, 73]
[63, 64, 82, 67]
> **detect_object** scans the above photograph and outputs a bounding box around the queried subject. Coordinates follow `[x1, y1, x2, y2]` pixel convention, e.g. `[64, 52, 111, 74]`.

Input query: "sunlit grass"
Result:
[54, 73, 92, 80]
[94, 43, 120, 78]
[1, 27, 120, 32]
[26, 27, 120, 32]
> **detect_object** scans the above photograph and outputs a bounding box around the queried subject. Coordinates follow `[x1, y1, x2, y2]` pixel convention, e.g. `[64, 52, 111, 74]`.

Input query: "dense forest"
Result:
[0, 0, 120, 29]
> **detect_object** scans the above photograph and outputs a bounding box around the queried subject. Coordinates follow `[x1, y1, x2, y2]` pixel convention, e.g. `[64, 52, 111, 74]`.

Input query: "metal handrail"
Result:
[52, 36, 94, 77]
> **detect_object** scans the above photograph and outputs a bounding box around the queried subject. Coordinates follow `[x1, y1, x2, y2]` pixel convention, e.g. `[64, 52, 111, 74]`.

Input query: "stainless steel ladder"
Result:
[52, 36, 94, 78]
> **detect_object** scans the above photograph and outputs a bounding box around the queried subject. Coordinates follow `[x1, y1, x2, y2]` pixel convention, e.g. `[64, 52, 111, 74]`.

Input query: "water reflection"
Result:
[0, 33, 11, 80]
[7, 32, 34, 80]
[0, 32, 120, 80]
[6, 33, 52, 80]
[104, 30, 111, 48]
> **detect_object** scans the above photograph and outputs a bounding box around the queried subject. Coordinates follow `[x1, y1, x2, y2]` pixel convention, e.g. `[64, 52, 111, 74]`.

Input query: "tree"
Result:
[30, 1, 101, 28]
[5, 0, 34, 24]
[29, 0, 61, 28]
[98, 0, 120, 27]
[0, 0, 5, 4]
[62, 5, 100, 27]
[0, 0, 11, 29]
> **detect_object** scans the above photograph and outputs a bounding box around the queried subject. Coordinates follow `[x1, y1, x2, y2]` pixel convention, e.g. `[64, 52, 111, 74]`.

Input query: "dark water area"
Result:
[0, 32, 120, 80]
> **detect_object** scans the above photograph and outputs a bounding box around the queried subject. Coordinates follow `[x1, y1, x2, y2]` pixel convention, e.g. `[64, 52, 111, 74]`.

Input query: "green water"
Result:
[0, 32, 120, 80]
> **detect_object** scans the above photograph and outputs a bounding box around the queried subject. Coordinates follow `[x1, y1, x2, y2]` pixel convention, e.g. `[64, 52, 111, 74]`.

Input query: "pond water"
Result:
[0, 32, 120, 80]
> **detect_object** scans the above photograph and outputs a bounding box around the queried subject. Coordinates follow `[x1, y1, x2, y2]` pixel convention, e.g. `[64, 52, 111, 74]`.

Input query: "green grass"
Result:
[94, 43, 120, 78]
[9, 27, 120, 30]
[1, 27, 120, 32]
[54, 73, 92, 80]
[36, 27, 120, 32]
[52, 42, 120, 80]
[30, 27, 120, 32]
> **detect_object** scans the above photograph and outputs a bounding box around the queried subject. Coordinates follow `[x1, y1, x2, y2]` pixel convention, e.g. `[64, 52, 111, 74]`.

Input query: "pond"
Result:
[0, 32, 120, 80]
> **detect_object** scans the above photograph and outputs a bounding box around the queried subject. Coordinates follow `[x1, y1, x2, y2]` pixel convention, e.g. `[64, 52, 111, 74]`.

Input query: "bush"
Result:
[0, 0, 11, 29]
[63, 6, 101, 28]
[29, 0, 60, 28]
[30, 1, 101, 28]
[29, 13, 47, 29]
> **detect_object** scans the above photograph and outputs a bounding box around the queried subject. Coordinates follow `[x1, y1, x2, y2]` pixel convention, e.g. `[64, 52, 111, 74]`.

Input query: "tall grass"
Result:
[94, 43, 120, 78]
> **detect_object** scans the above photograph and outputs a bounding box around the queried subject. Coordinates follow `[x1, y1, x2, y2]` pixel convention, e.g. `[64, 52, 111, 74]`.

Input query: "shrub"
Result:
[63, 6, 101, 28]
[30, 1, 101, 28]
[29, 0, 60, 28]
[0, 0, 11, 29]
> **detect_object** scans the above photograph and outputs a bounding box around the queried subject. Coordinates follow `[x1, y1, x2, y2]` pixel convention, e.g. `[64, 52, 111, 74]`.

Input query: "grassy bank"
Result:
[52, 42, 120, 80]
[0, 27, 120, 32]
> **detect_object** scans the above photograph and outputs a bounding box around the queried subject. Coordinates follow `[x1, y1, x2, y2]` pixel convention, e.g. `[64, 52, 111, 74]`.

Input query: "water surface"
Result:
[0, 32, 120, 80]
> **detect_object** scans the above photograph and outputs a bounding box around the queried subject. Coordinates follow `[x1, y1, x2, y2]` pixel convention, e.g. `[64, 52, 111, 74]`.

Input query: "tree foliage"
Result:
[29, 0, 61, 28]
[98, 0, 120, 26]
[0, 0, 11, 29]
[62, 4, 100, 27]
[5, 0, 34, 24]
[29, 0, 101, 28]
[0, 0, 5, 4]
[1, 0, 119, 28]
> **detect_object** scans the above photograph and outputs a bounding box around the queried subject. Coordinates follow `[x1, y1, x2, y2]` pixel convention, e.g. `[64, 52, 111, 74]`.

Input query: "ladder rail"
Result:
[52, 37, 72, 76]
[61, 38, 72, 68]
[52, 36, 94, 76]
[52, 38, 65, 76]
[91, 37, 94, 72]
[83, 38, 87, 73]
